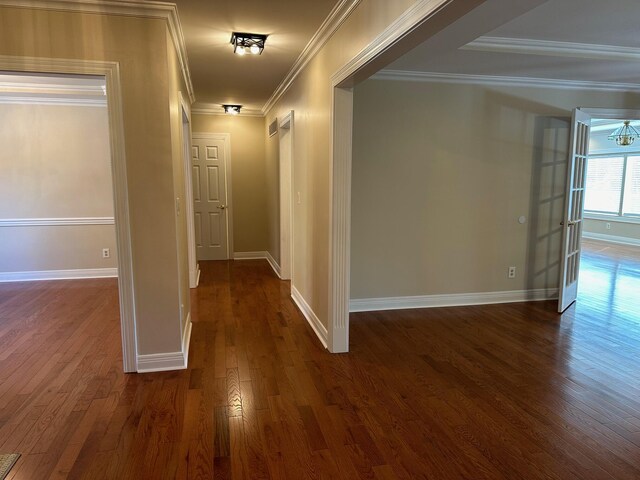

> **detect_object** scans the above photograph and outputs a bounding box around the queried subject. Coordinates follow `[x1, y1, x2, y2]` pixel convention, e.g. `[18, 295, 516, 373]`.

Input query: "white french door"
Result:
[558, 109, 591, 312]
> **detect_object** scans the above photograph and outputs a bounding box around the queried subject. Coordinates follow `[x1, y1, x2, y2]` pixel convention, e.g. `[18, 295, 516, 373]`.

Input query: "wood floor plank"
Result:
[0, 242, 639, 478]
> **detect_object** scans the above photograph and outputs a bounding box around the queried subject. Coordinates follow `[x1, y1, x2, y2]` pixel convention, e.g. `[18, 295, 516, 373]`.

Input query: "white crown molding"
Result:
[0, 81, 104, 95]
[349, 288, 559, 313]
[583, 232, 640, 247]
[192, 103, 264, 117]
[261, 0, 362, 115]
[371, 70, 640, 93]
[331, 0, 450, 86]
[463, 36, 640, 62]
[0, 0, 195, 103]
[0, 268, 118, 283]
[0, 95, 106, 106]
[0, 217, 115, 227]
[291, 285, 328, 349]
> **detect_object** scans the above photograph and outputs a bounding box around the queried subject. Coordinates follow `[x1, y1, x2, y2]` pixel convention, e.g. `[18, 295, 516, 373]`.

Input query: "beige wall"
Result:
[0, 103, 117, 272]
[191, 114, 269, 253]
[264, 0, 420, 328]
[584, 218, 640, 242]
[0, 6, 187, 356]
[350, 79, 640, 299]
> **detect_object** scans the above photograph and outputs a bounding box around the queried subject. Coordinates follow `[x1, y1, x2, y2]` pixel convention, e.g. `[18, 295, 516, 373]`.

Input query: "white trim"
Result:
[464, 36, 640, 63]
[327, 86, 353, 354]
[0, 0, 195, 103]
[371, 70, 640, 93]
[0, 80, 105, 95]
[136, 351, 185, 373]
[192, 132, 233, 260]
[191, 104, 263, 117]
[180, 93, 198, 288]
[0, 96, 107, 106]
[195, 264, 201, 287]
[233, 251, 281, 278]
[265, 251, 281, 279]
[291, 285, 328, 348]
[182, 313, 192, 363]
[579, 108, 640, 119]
[331, 0, 451, 86]
[233, 251, 267, 259]
[0, 55, 139, 373]
[0, 268, 118, 282]
[350, 289, 559, 313]
[582, 232, 640, 247]
[279, 110, 293, 280]
[261, 0, 362, 115]
[137, 313, 191, 373]
[0, 217, 115, 227]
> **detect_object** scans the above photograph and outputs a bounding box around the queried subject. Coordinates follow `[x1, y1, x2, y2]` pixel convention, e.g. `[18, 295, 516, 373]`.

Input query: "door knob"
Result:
[560, 220, 577, 226]
[217, 205, 226, 210]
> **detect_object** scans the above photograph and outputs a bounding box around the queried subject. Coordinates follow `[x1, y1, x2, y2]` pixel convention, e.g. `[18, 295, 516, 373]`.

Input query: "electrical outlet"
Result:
[606, 222, 611, 230]
[508, 266, 516, 278]
[102, 248, 110, 258]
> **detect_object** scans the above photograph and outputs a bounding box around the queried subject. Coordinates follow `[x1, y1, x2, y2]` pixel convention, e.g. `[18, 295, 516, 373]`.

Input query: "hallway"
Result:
[0, 253, 639, 478]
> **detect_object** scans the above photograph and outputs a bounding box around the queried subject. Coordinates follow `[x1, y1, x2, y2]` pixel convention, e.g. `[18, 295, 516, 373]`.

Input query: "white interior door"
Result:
[558, 108, 591, 312]
[192, 136, 229, 261]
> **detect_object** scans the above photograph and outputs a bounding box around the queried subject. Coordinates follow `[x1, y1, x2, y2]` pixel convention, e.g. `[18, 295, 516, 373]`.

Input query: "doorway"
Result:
[191, 133, 233, 261]
[568, 110, 640, 317]
[558, 108, 640, 312]
[0, 57, 137, 372]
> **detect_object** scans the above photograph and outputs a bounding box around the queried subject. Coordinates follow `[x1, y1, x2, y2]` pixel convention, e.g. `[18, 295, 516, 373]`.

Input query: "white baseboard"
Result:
[234, 251, 282, 278]
[583, 232, 640, 247]
[137, 313, 192, 373]
[265, 251, 282, 278]
[233, 251, 266, 259]
[0, 267, 118, 283]
[291, 285, 328, 348]
[349, 288, 559, 313]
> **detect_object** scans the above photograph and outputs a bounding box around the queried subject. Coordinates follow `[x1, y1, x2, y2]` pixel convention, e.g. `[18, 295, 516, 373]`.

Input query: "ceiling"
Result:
[386, 0, 640, 87]
[172, 0, 340, 112]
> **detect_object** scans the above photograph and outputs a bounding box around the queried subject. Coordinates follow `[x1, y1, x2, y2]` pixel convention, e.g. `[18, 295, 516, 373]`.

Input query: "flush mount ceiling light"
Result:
[222, 104, 242, 115]
[230, 32, 267, 56]
[608, 120, 640, 146]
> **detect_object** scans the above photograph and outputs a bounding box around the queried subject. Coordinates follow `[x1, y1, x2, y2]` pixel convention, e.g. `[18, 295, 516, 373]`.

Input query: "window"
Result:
[585, 154, 640, 218]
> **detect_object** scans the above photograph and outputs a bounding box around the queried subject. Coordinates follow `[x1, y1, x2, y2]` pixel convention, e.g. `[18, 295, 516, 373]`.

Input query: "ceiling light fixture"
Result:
[230, 32, 267, 55]
[608, 120, 640, 146]
[223, 104, 242, 115]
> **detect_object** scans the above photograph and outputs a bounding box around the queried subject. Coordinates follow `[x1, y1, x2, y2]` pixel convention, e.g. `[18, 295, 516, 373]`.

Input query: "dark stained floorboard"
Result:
[0, 239, 638, 478]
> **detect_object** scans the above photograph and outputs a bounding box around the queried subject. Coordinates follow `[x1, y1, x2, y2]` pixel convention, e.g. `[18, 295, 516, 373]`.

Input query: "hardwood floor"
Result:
[0, 242, 639, 479]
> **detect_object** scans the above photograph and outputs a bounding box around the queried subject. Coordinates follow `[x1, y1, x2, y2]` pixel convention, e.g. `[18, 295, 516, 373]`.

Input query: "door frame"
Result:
[179, 94, 199, 287]
[191, 132, 234, 259]
[0, 55, 138, 372]
[557, 106, 640, 312]
[279, 111, 294, 280]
